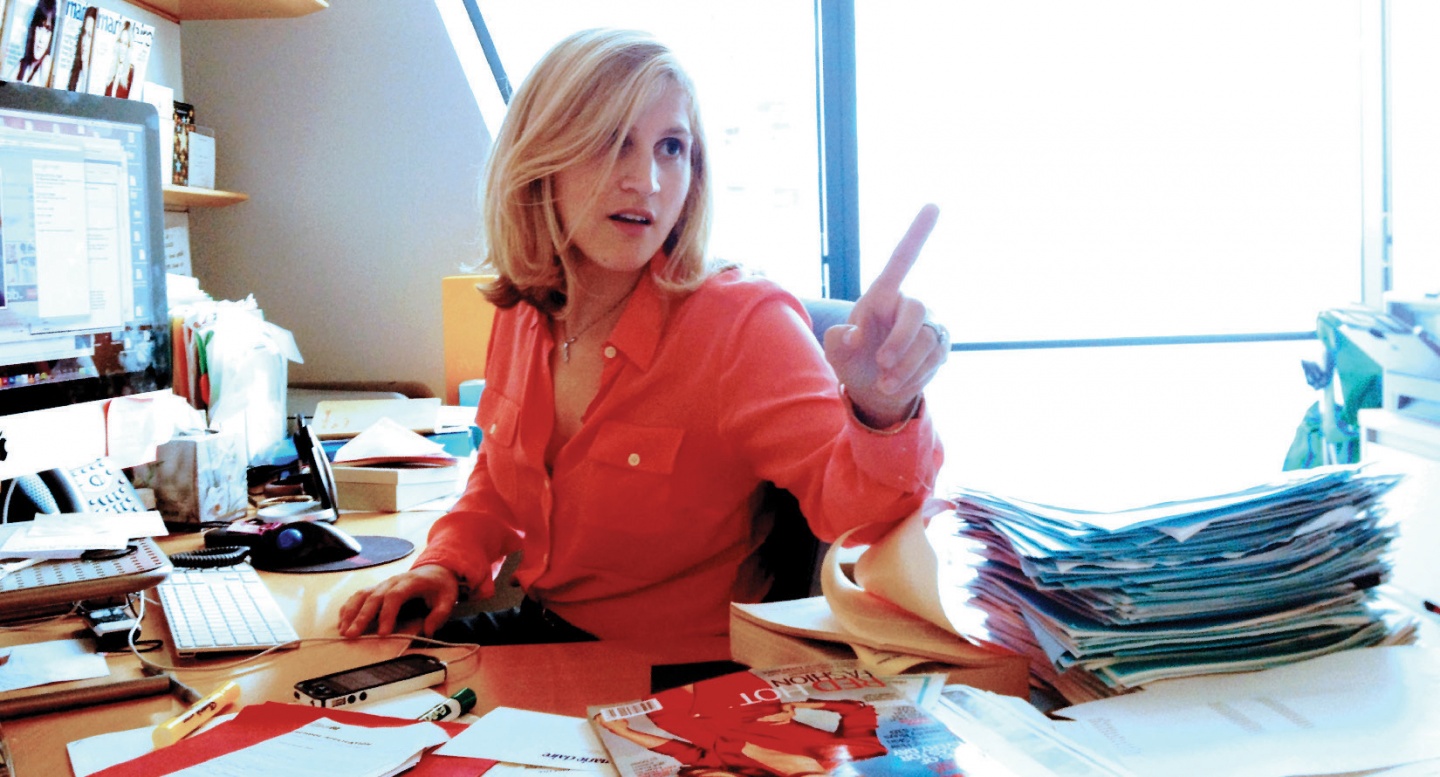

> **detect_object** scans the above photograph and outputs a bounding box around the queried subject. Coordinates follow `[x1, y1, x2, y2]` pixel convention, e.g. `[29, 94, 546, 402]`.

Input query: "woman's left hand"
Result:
[824, 204, 949, 429]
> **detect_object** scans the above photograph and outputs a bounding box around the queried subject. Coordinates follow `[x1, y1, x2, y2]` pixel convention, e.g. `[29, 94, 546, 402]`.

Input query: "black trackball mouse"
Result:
[256, 520, 363, 568]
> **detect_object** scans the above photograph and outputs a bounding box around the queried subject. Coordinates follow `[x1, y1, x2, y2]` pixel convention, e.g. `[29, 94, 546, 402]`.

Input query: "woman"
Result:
[14, 0, 56, 86]
[338, 28, 949, 643]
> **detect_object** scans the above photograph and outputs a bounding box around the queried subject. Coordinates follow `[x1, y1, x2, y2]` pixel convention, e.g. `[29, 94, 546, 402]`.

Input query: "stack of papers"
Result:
[950, 464, 1420, 702]
[0, 511, 168, 560]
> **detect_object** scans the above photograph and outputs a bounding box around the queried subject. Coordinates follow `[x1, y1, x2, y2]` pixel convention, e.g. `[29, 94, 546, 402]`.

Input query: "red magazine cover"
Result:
[589, 661, 1009, 777]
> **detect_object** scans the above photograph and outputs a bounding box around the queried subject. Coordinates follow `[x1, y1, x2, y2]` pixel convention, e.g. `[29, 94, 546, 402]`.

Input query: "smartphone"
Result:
[292, 654, 446, 708]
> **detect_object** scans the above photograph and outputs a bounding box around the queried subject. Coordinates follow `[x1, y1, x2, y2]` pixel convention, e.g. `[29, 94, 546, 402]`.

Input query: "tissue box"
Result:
[155, 428, 248, 526]
[331, 464, 460, 512]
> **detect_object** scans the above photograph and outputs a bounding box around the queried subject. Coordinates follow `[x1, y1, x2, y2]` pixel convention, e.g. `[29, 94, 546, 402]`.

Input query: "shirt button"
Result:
[604, 346, 617, 359]
[627, 453, 640, 467]
[489, 423, 497, 435]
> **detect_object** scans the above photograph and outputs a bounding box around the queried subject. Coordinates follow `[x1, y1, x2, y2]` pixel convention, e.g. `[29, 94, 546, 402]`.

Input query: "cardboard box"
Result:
[331, 464, 459, 512]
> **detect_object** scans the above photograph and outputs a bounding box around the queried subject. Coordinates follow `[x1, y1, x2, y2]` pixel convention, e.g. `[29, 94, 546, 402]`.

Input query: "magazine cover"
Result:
[115, 18, 152, 99]
[589, 661, 994, 777]
[80, 5, 120, 95]
[95, 15, 149, 98]
[47, 0, 93, 92]
[0, 0, 57, 86]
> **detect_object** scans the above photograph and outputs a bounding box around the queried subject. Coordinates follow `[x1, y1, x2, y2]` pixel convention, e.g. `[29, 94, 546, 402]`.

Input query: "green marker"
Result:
[417, 687, 477, 723]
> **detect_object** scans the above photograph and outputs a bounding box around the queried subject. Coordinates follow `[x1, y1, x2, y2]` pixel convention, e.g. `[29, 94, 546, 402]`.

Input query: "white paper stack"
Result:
[952, 464, 1419, 703]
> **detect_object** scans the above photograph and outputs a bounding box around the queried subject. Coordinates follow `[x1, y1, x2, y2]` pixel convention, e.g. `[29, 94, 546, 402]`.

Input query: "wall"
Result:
[179, 4, 490, 398]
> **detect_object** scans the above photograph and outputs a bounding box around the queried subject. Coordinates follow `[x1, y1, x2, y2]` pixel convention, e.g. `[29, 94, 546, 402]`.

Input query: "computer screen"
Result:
[0, 81, 170, 478]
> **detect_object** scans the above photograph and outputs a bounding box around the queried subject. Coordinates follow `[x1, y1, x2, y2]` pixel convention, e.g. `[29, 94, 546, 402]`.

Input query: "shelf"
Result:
[163, 184, 249, 210]
[132, 0, 328, 23]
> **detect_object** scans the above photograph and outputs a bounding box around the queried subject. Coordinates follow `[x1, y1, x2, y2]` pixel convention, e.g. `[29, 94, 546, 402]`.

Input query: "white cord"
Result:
[126, 591, 482, 674]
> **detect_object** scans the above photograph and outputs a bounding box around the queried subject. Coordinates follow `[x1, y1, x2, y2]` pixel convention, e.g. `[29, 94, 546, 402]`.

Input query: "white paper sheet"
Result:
[166, 717, 447, 777]
[0, 639, 109, 693]
[1054, 646, 1440, 777]
[0, 511, 167, 559]
[435, 707, 615, 773]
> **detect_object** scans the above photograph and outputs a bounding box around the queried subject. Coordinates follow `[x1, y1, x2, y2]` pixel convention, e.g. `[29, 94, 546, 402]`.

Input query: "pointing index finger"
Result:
[869, 203, 940, 297]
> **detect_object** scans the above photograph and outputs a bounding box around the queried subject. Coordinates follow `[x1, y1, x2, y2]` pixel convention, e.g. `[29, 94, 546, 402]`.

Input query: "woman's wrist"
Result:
[843, 386, 923, 434]
[415, 563, 469, 600]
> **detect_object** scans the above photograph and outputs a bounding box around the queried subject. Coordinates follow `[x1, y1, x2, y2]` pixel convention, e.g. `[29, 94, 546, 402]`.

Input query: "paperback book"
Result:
[589, 660, 1009, 777]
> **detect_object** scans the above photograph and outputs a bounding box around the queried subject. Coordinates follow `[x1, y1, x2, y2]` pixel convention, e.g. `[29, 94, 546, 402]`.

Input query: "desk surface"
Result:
[0, 510, 730, 776]
[5, 510, 1438, 776]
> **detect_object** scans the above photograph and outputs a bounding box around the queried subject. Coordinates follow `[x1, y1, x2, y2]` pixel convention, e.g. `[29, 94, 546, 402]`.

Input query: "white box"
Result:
[331, 464, 459, 512]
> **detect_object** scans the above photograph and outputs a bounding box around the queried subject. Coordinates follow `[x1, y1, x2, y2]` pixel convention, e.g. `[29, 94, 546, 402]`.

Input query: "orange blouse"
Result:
[412, 264, 943, 639]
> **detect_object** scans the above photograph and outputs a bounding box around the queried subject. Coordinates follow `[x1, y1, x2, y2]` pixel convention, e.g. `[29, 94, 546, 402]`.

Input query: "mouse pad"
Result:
[269, 535, 415, 573]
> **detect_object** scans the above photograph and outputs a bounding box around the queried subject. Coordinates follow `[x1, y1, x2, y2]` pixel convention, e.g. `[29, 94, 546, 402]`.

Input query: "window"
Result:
[455, 1, 1408, 505]
[471, 0, 823, 296]
[852, 1, 1367, 502]
[1390, 0, 1440, 294]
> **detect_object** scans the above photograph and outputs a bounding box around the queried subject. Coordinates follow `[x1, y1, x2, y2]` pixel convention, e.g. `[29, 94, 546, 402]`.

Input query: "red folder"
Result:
[92, 701, 498, 776]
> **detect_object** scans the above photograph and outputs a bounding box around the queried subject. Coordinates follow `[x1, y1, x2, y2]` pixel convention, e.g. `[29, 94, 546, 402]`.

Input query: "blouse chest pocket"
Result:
[477, 389, 519, 448]
[477, 389, 522, 497]
[587, 422, 685, 475]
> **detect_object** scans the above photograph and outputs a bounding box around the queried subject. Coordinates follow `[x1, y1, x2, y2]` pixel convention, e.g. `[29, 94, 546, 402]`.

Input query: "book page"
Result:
[824, 504, 1003, 660]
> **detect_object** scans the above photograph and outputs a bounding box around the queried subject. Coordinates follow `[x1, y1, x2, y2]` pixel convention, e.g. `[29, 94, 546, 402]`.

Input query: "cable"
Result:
[127, 591, 481, 675]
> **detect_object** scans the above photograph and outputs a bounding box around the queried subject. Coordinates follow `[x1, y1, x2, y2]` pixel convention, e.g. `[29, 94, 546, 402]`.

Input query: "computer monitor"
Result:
[0, 81, 171, 482]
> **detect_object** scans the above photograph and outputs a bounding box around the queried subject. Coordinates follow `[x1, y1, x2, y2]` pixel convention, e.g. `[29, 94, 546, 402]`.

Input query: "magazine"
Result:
[103, 15, 149, 98]
[589, 660, 1012, 777]
[47, 1, 93, 92]
[87, 13, 146, 98]
[80, 6, 121, 95]
[0, 0, 56, 86]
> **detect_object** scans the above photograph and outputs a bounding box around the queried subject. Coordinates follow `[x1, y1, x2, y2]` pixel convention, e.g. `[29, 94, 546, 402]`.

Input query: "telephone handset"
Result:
[4, 457, 146, 522]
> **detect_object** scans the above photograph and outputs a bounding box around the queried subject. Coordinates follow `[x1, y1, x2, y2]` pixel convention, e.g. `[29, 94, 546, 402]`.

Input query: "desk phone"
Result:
[5, 457, 146, 520]
[40, 458, 148, 514]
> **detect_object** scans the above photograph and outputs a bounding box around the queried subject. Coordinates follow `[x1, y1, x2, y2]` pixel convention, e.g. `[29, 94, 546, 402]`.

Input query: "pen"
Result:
[152, 680, 241, 748]
[1425, 600, 1439, 616]
[417, 687, 476, 723]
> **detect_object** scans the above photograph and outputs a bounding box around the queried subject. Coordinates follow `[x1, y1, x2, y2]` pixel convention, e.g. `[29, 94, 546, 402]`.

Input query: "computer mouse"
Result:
[255, 520, 363, 569]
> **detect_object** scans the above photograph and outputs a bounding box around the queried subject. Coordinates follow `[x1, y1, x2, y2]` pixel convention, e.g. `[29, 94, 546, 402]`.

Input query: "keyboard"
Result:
[156, 563, 300, 656]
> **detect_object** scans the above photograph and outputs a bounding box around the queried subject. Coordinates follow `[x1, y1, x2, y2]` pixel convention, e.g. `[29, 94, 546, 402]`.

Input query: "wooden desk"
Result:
[0, 511, 731, 775]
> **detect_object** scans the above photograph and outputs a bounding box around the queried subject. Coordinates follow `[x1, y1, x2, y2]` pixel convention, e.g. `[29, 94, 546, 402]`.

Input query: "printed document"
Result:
[1054, 646, 1440, 777]
[166, 717, 447, 777]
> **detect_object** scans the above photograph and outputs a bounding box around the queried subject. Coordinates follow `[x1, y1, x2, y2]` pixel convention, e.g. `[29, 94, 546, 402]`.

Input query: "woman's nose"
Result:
[619, 157, 659, 194]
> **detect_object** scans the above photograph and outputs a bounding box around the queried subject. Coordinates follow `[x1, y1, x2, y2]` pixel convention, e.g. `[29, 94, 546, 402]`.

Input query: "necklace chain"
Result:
[560, 289, 633, 363]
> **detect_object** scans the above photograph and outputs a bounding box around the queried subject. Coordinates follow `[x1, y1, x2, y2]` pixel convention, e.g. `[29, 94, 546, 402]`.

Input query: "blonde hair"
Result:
[480, 28, 715, 314]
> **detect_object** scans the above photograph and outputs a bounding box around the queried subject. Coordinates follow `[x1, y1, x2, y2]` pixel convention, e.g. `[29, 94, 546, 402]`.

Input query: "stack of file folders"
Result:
[950, 464, 1420, 704]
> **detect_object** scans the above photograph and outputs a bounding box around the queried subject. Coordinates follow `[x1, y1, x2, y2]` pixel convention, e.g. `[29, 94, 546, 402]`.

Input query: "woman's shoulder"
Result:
[673, 264, 811, 342]
[694, 264, 801, 308]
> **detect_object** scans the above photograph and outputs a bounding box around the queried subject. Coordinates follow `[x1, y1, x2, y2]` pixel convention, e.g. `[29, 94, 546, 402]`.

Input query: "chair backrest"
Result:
[756, 297, 853, 601]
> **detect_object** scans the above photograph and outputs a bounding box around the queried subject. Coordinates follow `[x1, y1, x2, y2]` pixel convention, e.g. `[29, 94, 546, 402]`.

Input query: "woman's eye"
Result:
[658, 138, 685, 158]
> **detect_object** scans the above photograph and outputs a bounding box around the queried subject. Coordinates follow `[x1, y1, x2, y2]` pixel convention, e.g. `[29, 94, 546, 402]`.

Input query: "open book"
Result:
[731, 503, 1029, 697]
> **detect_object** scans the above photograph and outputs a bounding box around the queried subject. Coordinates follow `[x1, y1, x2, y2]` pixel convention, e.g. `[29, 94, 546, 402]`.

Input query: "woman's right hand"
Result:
[337, 564, 460, 638]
